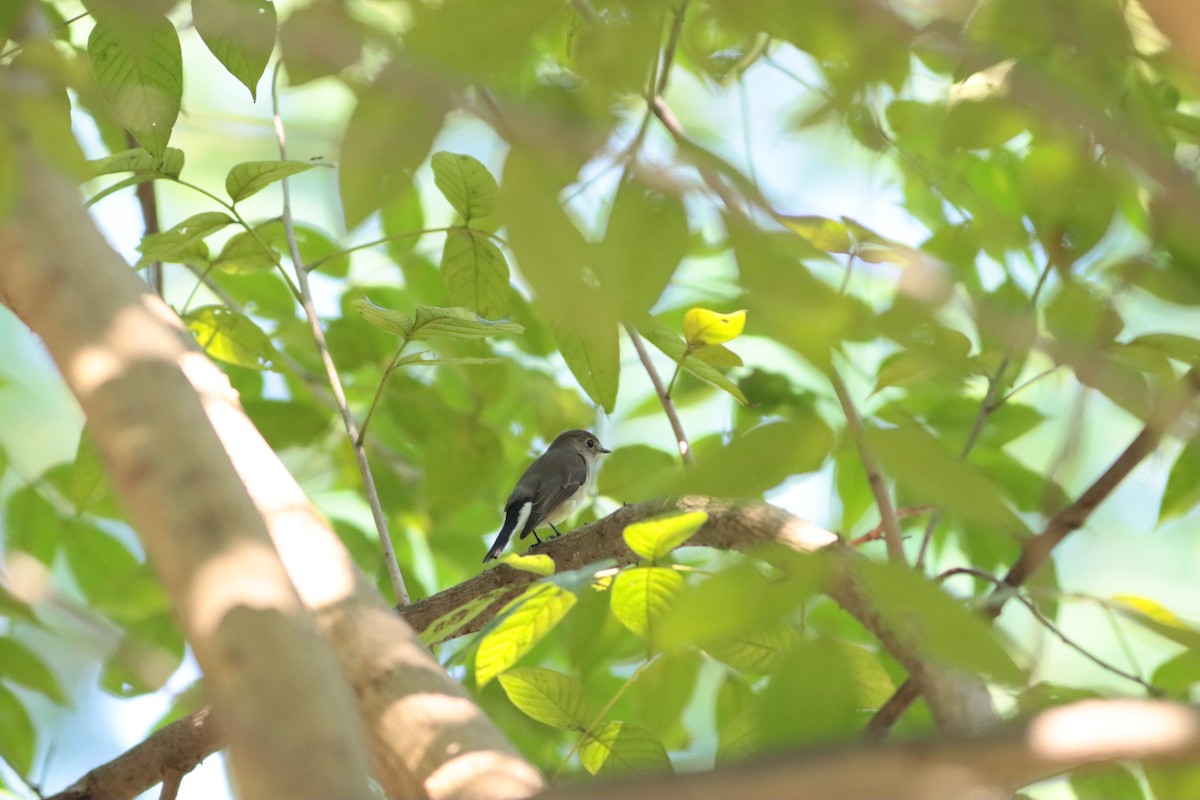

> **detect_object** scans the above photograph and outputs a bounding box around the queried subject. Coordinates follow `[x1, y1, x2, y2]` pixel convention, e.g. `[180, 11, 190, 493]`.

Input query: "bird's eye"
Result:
[587, 439, 594, 448]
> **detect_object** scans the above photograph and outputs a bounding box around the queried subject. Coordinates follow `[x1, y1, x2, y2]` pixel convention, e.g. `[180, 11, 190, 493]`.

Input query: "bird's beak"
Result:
[600, 446, 612, 454]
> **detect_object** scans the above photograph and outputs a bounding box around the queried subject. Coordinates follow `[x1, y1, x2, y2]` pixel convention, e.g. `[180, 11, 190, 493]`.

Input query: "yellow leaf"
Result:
[683, 308, 747, 346]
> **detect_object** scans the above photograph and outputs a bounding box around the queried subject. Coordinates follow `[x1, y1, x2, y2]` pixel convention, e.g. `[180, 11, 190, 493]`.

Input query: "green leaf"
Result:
[100, 613, 185, 696]
[1069, 764, 1145, 800]
[184, 305, 279, 370]
[498, 667, 587, 730]
[855, 559, 1022, 684]
[705, 619, 800, 674]
[622, 511, 708, 562]
[354, 297, 413, 336]
[0, 638, 68, 705]
[870, 423, 1028, 538]
[87, 146, 185, 178]
[0, 126, 17, 221]
[225, 160, 315, 203]
[410, 305, 523, 340]
[639, 317, 747, 404]
[610, 566, 685, 641]
[193, 0, 277, 100]
[212, 228, 279, 274]
[0, 683, 34, 777]
[552, 315, 620, 413]
[440, 227, 510, 320]
[476, 583, 577, 686]
[339, 64, 448, 229]
[670, 419, 834, 498]
[5, 485, 61, 564]
[419, 588, 508, 646]
[579, 721, 672, 777]
[597, 445, 678, 504]
[393, 353, 507, 368]
[431, 151, 498, 222]
[137, 212, 233, 267]
[354, 300, 523, 341]
[758, 636, 863, 747]
[88, 17, 182, 159]
[597, 182, 689, 319]
[1160, 438, 1200, 525]
[497, 553, 556, 576]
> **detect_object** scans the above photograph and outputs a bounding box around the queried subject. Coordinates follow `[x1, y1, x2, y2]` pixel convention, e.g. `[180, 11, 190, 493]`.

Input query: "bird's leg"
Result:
[532, 530, 543, 544]
[549, 523, 564, 538]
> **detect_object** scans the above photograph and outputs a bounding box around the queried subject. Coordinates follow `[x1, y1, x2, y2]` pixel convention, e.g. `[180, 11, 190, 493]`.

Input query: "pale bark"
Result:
[0, 150, 372, 798]
[1, 146, 541, 798]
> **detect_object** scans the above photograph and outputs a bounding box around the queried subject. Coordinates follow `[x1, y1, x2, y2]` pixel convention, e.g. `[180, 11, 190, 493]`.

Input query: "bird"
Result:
[483, 429, 611, 562]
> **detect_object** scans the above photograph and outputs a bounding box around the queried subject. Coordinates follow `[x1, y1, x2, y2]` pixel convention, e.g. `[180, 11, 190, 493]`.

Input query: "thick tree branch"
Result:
[1, 138, 539, 799]
[0, 139, 374, 799]
[543, 699, 1200, 800]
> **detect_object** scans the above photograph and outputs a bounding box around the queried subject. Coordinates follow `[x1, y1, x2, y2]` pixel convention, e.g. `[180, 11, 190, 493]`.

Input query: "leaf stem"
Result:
[356, 339, 410, 448]
[553, 657, 655, 778]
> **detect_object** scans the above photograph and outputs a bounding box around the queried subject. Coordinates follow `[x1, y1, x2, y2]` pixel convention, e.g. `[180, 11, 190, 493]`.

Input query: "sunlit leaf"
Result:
[419, 588, 508, 646]
[683, 308, 747, 346]
[353, 299, 523, 341]
[184, 305, 279, 370]
[610, 566, 686, 641]
[1109, 595, 1200, 649]
[579, 721, 671, 777]
[498, 553, 556, 576]
[476, 583, 577, 686]
[639, 317, 747, 403]
[498, 667, 587, 730]
[778, 215, 853, 253]
[622, 511, 708, 562]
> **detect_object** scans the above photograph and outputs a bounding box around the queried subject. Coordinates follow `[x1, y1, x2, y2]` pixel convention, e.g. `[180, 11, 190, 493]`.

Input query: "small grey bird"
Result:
[483, 430, 611, 562]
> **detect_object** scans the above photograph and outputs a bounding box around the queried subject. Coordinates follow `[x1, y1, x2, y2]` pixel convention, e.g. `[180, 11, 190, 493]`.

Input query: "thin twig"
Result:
[655, 0, 690, 96]
[871, 366, 1200, 736]
[830, 367, 905, 564]
[270, 62, 409, 604]
[914, 258, 1055, 569]
[625, 325, 694, 465]
[937, 567, 1161, 695]
[848, 506, 934, 546]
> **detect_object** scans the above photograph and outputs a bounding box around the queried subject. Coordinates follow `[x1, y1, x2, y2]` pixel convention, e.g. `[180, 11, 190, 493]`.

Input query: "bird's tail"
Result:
[483, 503, 529, 562]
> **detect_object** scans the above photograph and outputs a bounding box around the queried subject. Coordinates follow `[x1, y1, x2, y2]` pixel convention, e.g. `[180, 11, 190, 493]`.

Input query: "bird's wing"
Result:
[511, 448, 588, 535]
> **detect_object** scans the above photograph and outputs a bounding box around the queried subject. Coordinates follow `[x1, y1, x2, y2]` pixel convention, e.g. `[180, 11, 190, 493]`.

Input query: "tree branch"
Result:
[48, 709, 221, 800]
[2, 132, 540, 799]
[542, 699, 1200, 800]
[0, 136, 373, 800]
